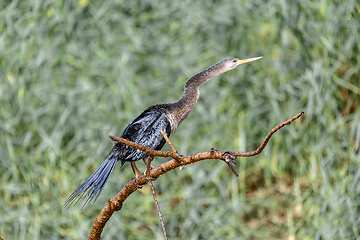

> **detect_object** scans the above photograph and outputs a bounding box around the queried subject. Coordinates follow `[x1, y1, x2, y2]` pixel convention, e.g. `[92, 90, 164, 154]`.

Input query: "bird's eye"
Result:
[233, 60, 237, 63]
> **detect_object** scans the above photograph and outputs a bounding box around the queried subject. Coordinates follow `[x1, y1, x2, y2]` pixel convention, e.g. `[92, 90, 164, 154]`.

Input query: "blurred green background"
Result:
[1, 0, 359, 239]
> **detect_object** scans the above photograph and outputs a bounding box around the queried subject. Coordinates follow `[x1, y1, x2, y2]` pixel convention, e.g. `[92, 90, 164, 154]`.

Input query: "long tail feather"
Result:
[62, 156, 117, 210]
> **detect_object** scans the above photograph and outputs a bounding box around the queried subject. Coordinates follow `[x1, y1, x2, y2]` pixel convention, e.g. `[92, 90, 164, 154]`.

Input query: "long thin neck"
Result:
[165, 61, 227, 133]
[178, 61, 226, 107]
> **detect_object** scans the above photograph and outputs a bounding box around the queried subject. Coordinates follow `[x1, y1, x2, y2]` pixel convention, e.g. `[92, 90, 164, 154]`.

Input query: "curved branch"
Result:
[88, 112, 304, 240]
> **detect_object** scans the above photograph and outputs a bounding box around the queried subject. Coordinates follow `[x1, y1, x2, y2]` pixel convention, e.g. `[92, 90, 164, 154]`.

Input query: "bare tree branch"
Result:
[88, 112, 304, 240]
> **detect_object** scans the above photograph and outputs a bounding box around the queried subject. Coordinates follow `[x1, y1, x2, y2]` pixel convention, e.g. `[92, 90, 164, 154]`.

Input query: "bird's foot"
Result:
[143, 156, 156, 181]
[134, 172, 147, 189]
[135, 183, 145, 189]
[133, 173, 155, 189]
[144, 168, 156, 181]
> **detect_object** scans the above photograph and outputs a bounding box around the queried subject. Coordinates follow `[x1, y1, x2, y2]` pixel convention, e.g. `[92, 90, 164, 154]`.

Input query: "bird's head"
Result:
[225, 56, 263, 70]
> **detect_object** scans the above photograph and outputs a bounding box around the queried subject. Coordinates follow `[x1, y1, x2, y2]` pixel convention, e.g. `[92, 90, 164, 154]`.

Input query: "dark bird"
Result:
[63, 56, 262, 209]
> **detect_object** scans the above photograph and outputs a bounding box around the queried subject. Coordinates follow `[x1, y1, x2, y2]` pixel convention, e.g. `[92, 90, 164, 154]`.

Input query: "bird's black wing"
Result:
[119, 108, 171, 164]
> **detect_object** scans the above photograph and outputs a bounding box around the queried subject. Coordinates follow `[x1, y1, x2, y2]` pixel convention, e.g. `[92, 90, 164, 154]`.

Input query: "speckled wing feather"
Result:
[120, 108, 171, 163]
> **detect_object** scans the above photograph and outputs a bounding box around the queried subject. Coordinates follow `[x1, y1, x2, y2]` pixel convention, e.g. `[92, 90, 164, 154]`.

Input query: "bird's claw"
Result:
[134, 173, 155, 189]
[135, 182, 146, 189]
[134, 175, 147, 189]
[144, 169, 156, 181]
[145, 175, 156, 181]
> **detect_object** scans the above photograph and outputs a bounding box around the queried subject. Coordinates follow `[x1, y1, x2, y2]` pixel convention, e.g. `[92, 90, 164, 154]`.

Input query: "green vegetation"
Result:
[1, 0, 359, 239]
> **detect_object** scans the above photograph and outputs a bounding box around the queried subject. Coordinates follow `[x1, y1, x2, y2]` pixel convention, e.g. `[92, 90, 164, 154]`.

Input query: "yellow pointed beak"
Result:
[238, 56, 263, 65]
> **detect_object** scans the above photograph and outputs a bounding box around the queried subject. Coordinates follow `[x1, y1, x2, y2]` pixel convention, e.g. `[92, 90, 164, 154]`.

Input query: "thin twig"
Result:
[230, 112, 304, 157]
[226, 163, 239, 177]
[144, 156, 168, 239]
[160, 130, 177, 153]
[149, 181, 168, 240]
[161, 129, 183, 171]
[108, 136, 180, 160]
[88, 112, 304, 240]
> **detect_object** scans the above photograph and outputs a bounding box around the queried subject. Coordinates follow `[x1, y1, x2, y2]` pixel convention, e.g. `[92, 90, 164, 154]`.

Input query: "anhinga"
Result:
[63, 57, 262, 209]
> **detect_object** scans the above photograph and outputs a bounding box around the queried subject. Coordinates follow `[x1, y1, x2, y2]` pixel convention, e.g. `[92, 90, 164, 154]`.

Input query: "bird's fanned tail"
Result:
[62, 155, 117, 210]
